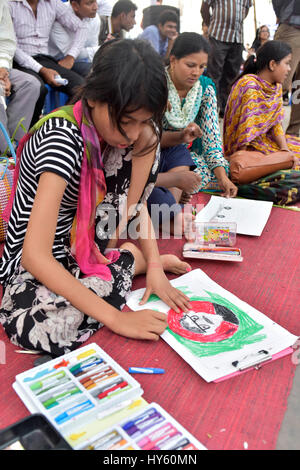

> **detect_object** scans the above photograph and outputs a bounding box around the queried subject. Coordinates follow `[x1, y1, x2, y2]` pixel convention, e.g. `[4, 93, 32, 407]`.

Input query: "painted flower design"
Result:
[104, 148, 126, 177]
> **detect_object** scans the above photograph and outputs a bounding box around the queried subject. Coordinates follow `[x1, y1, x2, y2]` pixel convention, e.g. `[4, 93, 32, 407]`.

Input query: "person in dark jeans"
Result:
[201, 0, 252, 118]
[14, 54, 85, 126]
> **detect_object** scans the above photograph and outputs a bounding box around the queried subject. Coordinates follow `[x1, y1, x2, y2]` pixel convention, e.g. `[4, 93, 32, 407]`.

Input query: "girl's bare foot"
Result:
[160, 253, 191, 275]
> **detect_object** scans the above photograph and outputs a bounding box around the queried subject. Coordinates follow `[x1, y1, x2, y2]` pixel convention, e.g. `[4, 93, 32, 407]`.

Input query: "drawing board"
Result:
[126, 270, 297, 382]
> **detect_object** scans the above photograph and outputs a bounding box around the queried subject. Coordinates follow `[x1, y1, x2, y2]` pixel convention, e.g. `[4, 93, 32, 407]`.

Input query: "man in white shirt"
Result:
[9, 0, 87, 125]
[49, 0, 100, 78]
[0, 1, 39, 152]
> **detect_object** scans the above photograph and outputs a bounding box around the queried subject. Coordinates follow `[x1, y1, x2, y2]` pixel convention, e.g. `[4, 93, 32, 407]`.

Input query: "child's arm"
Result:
[137, 203, 191, 313]
[21, 171, 167, 340]
[106, 129, 158, 249]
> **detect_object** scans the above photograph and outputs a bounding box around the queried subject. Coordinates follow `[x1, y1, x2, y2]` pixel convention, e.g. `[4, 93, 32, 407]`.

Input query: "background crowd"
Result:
[1, 0, 300, 151]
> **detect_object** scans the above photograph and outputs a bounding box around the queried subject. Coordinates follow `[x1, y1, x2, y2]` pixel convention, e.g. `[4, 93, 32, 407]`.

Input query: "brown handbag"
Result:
[228, 150, 294, 185]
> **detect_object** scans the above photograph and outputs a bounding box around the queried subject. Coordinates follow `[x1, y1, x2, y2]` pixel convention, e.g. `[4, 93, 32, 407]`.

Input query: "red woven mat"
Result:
[0, 193, 299, 450]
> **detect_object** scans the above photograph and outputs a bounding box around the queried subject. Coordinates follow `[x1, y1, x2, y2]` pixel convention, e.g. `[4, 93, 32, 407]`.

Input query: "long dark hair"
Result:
[170, 32, 210, 59]
[78, 39, 168, 153]
[234, 40, 292, 84]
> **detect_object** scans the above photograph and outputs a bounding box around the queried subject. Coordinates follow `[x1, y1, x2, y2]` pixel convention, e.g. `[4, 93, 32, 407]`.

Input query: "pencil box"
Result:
[189, 221, 237, 246]
[13, 343, 206, 450]
[183, 243, 243, 262]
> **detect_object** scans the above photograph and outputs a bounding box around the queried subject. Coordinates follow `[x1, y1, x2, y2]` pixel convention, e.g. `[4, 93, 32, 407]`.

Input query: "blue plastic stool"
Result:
[43, 85, 69, 115]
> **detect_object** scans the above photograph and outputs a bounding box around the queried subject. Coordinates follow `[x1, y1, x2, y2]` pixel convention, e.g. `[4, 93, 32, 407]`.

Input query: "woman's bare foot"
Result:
[160, 253, 191, 275]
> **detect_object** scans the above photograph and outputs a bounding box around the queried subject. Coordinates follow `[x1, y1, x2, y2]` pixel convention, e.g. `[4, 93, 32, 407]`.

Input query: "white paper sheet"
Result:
[195, 196, 273, 236]
[126, 270, 298, 382]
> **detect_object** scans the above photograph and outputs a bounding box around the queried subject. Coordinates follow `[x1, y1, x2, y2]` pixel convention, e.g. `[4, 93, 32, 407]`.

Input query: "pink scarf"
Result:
[4, 101, 120, 280]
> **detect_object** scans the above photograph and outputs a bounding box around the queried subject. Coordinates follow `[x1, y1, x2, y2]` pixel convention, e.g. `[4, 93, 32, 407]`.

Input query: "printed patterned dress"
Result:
[0, 118, 159, 356]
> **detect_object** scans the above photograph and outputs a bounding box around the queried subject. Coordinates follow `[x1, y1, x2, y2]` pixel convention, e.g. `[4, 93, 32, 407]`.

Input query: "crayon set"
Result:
[76, 403, 205, 451]
[13, 343, 205, 451]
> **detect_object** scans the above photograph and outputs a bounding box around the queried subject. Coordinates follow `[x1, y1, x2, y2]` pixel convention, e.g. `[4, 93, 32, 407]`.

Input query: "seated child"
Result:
[0, 39, 192, 357]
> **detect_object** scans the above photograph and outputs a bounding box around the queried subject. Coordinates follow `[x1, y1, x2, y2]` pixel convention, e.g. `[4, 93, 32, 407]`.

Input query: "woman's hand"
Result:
[139, 267, 191, 314]
[214, 167, 238, 198]
[292, 154, 299, 169]
[181, 123, 203, 144]
[281, 148, 299, 169]
[219, 176, 238, 198]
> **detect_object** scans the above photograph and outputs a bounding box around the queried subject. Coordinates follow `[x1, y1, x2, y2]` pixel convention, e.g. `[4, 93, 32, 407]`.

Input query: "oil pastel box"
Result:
[13, 343, 206, 450]
[13, 343, 143, 448]
[74, 402, 207, 451]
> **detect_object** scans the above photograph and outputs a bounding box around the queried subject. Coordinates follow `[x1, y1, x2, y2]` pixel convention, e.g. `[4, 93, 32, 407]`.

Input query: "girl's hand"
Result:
[139, 268, 191, 313]
[108, 308, 168, 341]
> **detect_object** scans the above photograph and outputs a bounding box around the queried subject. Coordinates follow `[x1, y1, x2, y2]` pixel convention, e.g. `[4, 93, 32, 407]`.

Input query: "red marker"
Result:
[97, 380, 128, 400]
[53, 359, 69, 369]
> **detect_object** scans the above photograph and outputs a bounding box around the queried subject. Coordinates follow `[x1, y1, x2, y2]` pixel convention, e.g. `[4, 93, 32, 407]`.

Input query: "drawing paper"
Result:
[195, 196, 273, 236]
[126, 270, 297, 382]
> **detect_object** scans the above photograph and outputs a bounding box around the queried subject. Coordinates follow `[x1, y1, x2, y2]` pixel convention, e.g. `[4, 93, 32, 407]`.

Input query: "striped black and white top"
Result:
[202, 0, 252, 44]
[0, 118, 84, 287]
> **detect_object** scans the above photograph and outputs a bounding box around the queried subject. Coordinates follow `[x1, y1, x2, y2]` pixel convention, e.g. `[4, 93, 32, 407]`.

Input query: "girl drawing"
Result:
[0, 39, 192, 356]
